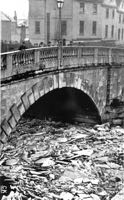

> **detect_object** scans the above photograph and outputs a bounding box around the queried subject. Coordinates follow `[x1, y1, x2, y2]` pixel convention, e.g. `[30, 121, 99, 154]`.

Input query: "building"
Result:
[1, 11, 29, 43]
[1, 11, 11, 42]
[11, 15, 29, 42]
[117, 0, 124, 43]
[28, 0, 73, 45]
[28, 0, 124, 45]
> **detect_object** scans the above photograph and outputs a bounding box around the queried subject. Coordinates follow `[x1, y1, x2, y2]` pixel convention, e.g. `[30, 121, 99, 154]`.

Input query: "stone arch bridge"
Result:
[1, 46, 124, 144]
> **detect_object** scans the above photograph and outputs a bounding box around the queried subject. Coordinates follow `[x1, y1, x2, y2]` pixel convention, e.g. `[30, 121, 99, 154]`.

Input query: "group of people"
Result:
[18, 39, 74, 51]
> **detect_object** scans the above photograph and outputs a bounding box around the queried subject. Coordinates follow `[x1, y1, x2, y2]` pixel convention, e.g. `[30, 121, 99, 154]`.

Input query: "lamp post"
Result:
[57, 0, 64, 69]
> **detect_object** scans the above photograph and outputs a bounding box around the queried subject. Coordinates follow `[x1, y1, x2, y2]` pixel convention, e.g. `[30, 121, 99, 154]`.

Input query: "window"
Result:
[112, 9, 115, 19]
[61, 20, 67, 36]
[118, 28, 121, 40]
[122, 29, 124, 40]
[92, 21, 97, 35]
[105, 25, 108, 38]
[111, 25, 114, 38]
[93, 4, 97, 14]
[119, 14, 121, 23]
[35, 21, 40, 34]
[123, 15, 124, 23]
[106, 8, 109, 18]
[80, 21, 84, 35]
[80, 2, 85, 13]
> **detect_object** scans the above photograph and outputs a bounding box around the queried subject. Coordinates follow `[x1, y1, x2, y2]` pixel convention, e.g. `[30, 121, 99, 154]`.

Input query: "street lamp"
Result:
[57, 0, 64, 68]
[57, 0, 64, 45]
[57, 0, 64, 9]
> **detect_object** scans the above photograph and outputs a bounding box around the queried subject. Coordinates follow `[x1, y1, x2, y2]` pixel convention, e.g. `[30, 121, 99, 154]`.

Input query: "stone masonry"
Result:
[1, 64, 124, 149]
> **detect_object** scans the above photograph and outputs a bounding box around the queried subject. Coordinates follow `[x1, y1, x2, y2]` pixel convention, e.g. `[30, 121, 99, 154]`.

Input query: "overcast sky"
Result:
[1, 0, 29, 19]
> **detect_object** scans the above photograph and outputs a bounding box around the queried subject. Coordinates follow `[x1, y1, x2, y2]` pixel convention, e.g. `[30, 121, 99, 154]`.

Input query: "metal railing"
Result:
[1, 46, 124, 80]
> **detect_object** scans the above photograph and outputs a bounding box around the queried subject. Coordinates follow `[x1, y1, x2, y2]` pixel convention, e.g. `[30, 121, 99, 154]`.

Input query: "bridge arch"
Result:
[23, 87, 101, 124]
[1, 72, 102, 139]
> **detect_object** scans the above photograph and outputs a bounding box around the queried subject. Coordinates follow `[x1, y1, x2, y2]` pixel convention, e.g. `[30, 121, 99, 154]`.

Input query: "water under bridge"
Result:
[1, 45, 124, 142]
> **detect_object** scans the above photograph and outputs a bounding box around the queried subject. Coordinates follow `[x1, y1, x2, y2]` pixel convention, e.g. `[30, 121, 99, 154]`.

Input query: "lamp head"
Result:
[57, 0, 64, 8]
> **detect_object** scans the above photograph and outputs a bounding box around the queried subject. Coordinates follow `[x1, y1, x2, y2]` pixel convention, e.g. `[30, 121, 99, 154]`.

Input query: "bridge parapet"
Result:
[1, 46, 124, 80]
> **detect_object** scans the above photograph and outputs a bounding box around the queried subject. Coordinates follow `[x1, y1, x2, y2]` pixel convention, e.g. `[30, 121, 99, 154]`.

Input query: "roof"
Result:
[1, 11, 11, 21]
[17, 19, 28, 27]
[78, 0, 123, 6]
[78, 0, 103, 3]
[1, 11, 28, 26]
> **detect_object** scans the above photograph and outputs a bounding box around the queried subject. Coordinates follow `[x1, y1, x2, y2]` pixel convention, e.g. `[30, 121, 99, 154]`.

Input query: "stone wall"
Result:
[1, 64, 124, 146]
[110, 66, 124, 102]
[1, 68, 107, 137]
[104, 66, 124, 127]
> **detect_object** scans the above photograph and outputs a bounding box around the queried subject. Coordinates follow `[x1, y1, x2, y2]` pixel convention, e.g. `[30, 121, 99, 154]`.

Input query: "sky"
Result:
[1, 0, 29, 19]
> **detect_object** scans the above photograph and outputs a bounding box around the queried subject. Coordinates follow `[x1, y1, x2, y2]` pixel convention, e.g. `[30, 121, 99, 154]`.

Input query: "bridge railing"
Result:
[39, 47, 58, 69]
[1, 46, 124, 80]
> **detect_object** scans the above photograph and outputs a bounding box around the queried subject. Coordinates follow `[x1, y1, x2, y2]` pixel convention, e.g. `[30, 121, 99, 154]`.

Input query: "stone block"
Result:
[1, 99, 6, 107]
[122, 120, 124, 128]
[109, 112, 117, 119]
[59, 79, 66, 88]
[11, 104, 21, 122]
[74, 78, 82, 89]
[32, 84, 40, 101]
[49, 83, 54, 91]
[39, 89, 44, 97]
[1, 119, 12, 136]
[118, 112, 124, 118]
[116, 107, 124, 114]
[1, 108, 5, 117]
[44, 80, 50, 94]
[44, 85, 50, 94]
[26, 89, 35, 105]
[38, 81, 45, 97]
[0, 130, 8, 143]
[6, 110, 12, 121]
[18, 103, 25, 116]
[38, 80, 45, 91]
[49, 76, 54, 87]
[8, 115, 17, 129]
[21, 93, 30, 110]
[0, 141, 4, 155]
[28, 92, 35, 105]
[48, 77, 54, 91]
[112, 119, 122, 125]
[53, 75, 59, 89]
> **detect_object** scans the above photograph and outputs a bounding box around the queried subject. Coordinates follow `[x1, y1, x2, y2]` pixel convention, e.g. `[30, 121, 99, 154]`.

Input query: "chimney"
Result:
[14, 11, 17, 25]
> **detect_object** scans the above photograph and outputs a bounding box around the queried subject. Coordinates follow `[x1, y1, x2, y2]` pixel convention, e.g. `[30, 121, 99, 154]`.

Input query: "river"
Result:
[0, 117, 124, 200]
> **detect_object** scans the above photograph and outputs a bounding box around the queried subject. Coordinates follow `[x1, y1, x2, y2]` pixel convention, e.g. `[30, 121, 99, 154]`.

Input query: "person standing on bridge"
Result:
[18, 41, 27, 50]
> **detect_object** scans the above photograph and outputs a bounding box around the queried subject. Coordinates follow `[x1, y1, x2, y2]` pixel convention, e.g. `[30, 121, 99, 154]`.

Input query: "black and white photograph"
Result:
[0, 0, 124, 199]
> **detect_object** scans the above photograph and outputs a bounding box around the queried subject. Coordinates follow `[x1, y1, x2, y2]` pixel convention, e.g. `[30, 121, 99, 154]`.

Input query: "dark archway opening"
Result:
[23, 87, 101, 125]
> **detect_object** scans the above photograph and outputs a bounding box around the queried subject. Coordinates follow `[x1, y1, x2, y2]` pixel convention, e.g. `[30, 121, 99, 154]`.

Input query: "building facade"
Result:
[117, 0, 124, 43]
[1, 11, 29, 43]
[1, 11, 12, 42]
[28, 0, 73, 45]
[28, 0, 124, 45]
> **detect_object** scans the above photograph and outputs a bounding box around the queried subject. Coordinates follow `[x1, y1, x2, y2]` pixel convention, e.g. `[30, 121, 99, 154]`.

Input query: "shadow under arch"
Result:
[23, 87, 101, 125]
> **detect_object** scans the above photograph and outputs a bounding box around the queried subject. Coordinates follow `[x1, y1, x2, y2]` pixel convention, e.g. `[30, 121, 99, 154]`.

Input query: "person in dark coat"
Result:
[18, 41, 27, 50]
